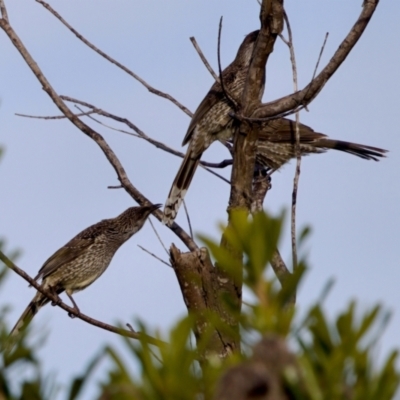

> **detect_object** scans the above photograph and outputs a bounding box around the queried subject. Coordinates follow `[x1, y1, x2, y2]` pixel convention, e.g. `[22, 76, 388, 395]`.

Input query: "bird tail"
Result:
[163, 150, 201, 226]
[316, 139, 387, 161]
[8, 292, 49, 347]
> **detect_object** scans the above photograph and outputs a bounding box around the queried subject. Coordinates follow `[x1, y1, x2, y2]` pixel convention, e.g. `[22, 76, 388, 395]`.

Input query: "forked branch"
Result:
[253, 0, 379, 119]
[0, 250, 165, 347]
[0, 5, 196, 252]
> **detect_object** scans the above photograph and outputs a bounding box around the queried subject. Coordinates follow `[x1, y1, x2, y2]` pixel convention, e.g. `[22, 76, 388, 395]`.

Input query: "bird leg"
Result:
[49, 287, 62, 307]
[66, 292, 80, 318]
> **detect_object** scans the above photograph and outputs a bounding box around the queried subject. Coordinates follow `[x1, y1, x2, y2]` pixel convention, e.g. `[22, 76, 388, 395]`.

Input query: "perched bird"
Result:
[9, 204, 161, 340]
[163, 30, 262, 225]
[254, 119, 387, 171]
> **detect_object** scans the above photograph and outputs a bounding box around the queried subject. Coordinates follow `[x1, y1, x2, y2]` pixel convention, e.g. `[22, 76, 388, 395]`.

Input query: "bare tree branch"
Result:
[229, 0, 284, 212]
[309, 32, 329, 85]
[16, 101, 232, 183]
[280, 9, 300, 277]
[62, 96, 232, 183]
[183, 200, 194, 239]
[170, 245, 238, 358]
[251, 172, 292, 287]
[190, 37, 220, 82]
[35, 0, 192, 117]
[0, 0, 8, 22]
[148, 218, 169, 256]
[252, 0, 380, 119]
[0, 250, 166, 347]
[0, 14, 197, 252]
[16, 110, 98, 120]
[217, 0, 285, 355]
[137, 245, 172, 268]
[190, 33, 238, 109]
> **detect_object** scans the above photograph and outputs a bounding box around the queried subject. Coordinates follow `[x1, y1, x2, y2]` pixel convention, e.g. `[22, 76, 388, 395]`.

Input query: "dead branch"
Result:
[35, 0, 192, 117]
[270, 250, 292, 287]
[0, 10, 197, 253]
[229, 0, 283, 212]
[280, 9, 300, 277]
[182, 200, 194, 239]
[137, 245, 172, 268]
[190, 36, 220, 82]
[62, 96, 232, 183]
[252, 0, 380, 119]
[15, 110, 98, 119]
[251, 172, 292, 287]
[310, 32, 329, 84]
[218, 1, 284, 354]
[16, 102, 232, 183]
[0, 250, 165, 347]
[170, 245, 239, 359]
[148, 218, 169, 256]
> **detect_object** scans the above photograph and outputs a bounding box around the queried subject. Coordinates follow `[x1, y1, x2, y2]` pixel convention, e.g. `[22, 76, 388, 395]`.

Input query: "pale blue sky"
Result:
[1, 1, 399, 397]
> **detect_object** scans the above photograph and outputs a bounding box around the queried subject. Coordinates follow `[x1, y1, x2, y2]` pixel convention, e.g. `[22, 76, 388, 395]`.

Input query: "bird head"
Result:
[113, 204, 161, 241]
[235, 30, 260, 66]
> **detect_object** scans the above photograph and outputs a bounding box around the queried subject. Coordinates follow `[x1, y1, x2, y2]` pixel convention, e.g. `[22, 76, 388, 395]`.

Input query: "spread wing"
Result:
[34, 237, 95, 281]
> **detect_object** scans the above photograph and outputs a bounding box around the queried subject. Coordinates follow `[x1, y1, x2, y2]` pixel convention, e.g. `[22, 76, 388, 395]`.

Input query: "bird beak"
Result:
[147, 203, 162, 213]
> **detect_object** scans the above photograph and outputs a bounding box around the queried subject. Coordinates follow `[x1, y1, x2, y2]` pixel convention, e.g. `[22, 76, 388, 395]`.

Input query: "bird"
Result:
[253, 118, 387, 171]
[9, 204, 161, 341]
[163, 30, 262, 226]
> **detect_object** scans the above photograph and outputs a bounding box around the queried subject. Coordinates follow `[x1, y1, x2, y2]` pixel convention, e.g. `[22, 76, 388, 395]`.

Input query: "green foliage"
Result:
[298, 301, 398, 400]
[0, 242, 53, 400]
[0, 209, 398, 399]
[97, 210, 399, 399]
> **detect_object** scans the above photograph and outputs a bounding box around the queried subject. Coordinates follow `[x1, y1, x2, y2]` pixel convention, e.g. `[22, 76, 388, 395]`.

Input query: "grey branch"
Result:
[35, 0, 192, 117]
[252, 0, 380, 119]
[0, 250, 165, 347]
[0, 8, 197, 252]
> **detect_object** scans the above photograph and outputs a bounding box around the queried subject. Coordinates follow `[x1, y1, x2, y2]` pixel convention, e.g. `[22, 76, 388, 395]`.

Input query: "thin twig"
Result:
[16, 110, 98, 119]
[126, 323, 136, 332]
[271, 250, 292, 288]
[126, 323, 164, 364]
[62, 97, 231, 184]
[281, 9, 300, 274]
[0, 250, 165, 346]
[0, 13, 197, 252]
[148, 218, 169, 256]
[252, 0, 380, 119]
[182, 200, 193, 239]
[190, 35, 237, 108]
[0, 0, 9, 22]
[250, 170, 292, 288]
[18, 104, 233, 173]
[137, 245, 172, 268]
[310, 33, 329, 84]
[190, 37, 219, 82]
[35, 0, 192, 117]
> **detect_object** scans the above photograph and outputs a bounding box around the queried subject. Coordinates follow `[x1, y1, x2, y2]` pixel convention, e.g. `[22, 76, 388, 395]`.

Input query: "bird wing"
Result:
[182, 85, 224, 146]
[259, 119, 327, 143]
[35, 236, 95, 281]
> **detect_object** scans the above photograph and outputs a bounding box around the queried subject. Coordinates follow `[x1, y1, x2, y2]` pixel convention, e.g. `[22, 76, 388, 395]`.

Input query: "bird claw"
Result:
[51, 296, 62, 307]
